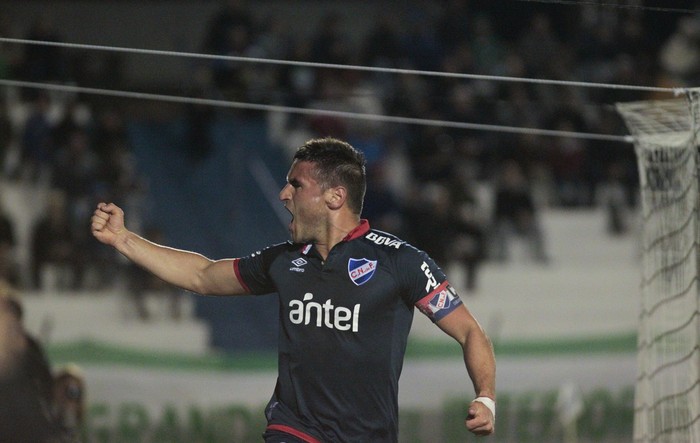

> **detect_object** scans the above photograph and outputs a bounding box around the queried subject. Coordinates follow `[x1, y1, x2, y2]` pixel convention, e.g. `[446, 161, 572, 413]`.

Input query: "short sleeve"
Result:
[397, 244, 463, 323]
[234, 243, 286, 295]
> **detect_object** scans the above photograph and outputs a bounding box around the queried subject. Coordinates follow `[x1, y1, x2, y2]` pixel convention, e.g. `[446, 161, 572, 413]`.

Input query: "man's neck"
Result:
[315, 216, 362, 260]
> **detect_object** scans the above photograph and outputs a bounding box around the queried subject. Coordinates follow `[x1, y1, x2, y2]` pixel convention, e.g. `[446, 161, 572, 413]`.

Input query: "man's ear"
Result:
[326, 186, 347, 210]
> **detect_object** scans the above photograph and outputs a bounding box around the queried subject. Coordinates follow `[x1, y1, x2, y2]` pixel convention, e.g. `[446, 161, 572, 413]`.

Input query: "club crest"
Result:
[348, 258, 377, 286]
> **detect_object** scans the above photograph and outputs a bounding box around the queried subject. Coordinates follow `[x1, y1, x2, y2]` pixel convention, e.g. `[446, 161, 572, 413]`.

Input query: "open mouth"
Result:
[286, 208, 294, 233]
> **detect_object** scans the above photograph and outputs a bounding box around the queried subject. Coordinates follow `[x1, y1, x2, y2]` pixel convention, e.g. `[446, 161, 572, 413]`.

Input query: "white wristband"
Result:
[472, 396, 496, 419]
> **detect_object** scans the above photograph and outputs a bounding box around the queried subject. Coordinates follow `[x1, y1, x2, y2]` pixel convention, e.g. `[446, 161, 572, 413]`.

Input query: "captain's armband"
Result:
[415, 282, 462, 322]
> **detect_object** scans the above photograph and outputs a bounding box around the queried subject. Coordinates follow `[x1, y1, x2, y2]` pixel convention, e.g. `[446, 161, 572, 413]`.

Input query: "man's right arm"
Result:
[91, 202, 248, 296]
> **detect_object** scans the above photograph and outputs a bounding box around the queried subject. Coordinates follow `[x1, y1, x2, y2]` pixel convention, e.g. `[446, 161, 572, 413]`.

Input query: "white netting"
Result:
[617, 88, 700, 443]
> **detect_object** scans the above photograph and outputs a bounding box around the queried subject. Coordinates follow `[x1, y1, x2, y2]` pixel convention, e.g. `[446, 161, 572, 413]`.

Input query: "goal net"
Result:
[617, 88, 700, 443]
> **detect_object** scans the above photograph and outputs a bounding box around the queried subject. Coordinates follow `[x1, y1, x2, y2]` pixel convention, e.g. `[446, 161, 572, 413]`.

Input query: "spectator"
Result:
[440, 44, 478, 96]
[407, 122, 454, 183]
[0, 284, 62, 442]
[52, 364, 86, 441]
[575, 17, 622, 83]
[304, 74, 350, 139]
[97, 138, 143, 205]
[378, 136, 412, 206]
[276, 37, 316, 110]
[360, 14, 404, 70]
[30, 191, 78, 290]
[358, 15, 404, 110]
[400, 7, 444, 72]
[0, 97, 13, 174]
[92, 106, 126, 160]
[92, 106, 144, 202]
[344, 69, 386, 141]
[202, 0, 254, 57]
[310, 12, 352, 65]
[491, 160, 549, 263]
[659, 15, 700, 87]
[518, 13, 563, 77]
[596, 161, 631, 236]
[436, 0, 472, 53]
[183, 81, 216, 163]
[52, 100, 93, 153]
[404, 181, 454, 266]
[0, 15, 16, 80]
[449, 146, 488, 292]
[362, 163, 405, 236]
[546, 112, 591, 207]
[0, 198, 15, 248]
[51, 127, 101, 289]
[0, 282, 24, 376]
[51, 127, 100, 219]
[18, 91, 55, 182]
[201, 0, 256, 97]
[20, 14, 70, 92]
[0, 198, 20, 287]
[470, 14, 506, 76]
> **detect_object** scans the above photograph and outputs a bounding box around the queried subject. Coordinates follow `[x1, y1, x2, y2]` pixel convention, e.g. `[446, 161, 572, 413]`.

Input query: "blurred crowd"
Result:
[0, 91, 146, 292]
[0, 0, 699, 295]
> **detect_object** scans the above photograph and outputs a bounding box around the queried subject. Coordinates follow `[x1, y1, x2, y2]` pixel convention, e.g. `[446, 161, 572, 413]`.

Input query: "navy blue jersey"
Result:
[234, 220, 463, 443]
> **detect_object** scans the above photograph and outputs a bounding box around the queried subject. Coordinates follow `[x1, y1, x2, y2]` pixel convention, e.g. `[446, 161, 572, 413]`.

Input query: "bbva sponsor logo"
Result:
[366, 232, 402, 249]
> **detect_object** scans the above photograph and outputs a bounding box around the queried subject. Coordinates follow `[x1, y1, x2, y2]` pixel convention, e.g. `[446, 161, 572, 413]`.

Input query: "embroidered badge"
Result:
[348, 258, 377, 286]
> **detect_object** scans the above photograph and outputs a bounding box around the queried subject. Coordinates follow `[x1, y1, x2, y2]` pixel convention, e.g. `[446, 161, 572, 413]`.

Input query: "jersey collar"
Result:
[299, 219, 370, 256]
[342, 219, 370, 241]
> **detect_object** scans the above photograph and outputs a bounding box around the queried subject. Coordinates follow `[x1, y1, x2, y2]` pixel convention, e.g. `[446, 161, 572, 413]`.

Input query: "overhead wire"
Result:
[0, 78, 636, 143]
[514, 0, 699, 14]
[0, 37, 683, 94]
[0, 37, 688, 144]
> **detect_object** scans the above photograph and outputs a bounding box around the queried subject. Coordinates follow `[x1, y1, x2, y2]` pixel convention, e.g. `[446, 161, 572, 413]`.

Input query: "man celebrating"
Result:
[91, 137, 495, 442]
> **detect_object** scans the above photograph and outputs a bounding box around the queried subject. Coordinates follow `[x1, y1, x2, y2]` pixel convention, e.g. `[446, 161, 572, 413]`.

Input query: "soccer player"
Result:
[91, 137, 496, 442]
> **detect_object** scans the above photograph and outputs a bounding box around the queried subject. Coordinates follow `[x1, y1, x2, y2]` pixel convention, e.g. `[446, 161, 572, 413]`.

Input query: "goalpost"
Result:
[617, 88, 700, 443]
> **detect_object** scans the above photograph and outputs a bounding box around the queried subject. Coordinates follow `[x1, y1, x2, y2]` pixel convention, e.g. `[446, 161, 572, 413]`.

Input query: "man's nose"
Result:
[279, 184, 292, 201]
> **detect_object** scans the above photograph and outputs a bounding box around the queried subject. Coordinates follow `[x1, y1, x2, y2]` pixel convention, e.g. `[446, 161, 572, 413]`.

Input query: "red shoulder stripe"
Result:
[266, 424, 322, 443]
[232, 258, 252, 293]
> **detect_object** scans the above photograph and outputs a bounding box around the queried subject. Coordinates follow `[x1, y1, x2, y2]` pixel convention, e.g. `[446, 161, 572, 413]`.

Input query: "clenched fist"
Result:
[91, 202, 127, 247]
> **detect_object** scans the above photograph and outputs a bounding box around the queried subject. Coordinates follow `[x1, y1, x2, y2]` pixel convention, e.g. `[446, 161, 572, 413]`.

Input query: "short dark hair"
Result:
[294, 137, 367, 215]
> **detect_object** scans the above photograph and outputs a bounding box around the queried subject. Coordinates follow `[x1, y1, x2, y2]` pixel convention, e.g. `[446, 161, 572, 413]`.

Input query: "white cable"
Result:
[515, 0, 699, 14]
[0, 37, 683, 94]
[0, 78, 635, 144]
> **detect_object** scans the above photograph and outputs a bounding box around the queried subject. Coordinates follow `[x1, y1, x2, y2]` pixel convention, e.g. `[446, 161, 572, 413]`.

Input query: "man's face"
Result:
[279, 160, 328, 244]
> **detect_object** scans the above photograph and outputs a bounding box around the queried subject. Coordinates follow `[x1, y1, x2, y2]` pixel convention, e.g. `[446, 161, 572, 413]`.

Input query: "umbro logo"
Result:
[292, 258, 307, 267]
[290, 257, 307, 272]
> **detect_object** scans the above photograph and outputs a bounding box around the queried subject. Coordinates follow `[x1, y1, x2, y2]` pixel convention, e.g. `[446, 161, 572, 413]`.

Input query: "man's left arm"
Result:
[436, 305, 496, 436]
